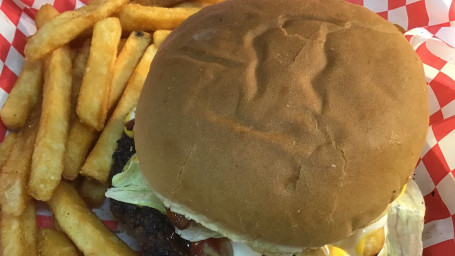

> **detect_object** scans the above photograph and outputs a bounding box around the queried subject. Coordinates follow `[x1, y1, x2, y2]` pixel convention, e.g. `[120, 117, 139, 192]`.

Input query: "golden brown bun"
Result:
[135, 0, 428, 254]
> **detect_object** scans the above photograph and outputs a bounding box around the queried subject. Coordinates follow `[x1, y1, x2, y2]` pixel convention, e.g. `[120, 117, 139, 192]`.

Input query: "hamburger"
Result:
[105, 0, 429, 255]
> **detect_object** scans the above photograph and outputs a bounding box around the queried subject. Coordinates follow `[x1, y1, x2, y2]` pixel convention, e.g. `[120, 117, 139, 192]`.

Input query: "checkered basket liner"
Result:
[0, 0, 454, 254]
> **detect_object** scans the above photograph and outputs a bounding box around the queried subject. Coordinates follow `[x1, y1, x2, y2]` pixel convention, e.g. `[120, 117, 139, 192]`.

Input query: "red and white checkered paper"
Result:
[0, 0, 454, 255]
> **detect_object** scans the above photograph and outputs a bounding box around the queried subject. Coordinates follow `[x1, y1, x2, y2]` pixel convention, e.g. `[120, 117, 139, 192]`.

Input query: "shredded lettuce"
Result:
[105, 154, 166, 214]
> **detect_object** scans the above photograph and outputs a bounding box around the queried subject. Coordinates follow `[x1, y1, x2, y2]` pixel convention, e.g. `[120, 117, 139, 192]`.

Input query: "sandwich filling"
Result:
[106, 110, 425, 256]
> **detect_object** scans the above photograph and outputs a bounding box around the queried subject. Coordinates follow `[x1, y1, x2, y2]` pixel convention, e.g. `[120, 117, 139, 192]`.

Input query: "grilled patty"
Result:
[109, 132, 191, 256]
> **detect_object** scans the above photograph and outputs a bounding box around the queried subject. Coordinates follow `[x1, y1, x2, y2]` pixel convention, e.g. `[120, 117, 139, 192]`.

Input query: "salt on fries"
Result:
[38, 229, 78, 256]
[24, 0, 131, 61]
[48, 182, 136, 255]
[119, 4, 200, 32]
[77, 17, 122, 131]
[0, 0, 225, 254]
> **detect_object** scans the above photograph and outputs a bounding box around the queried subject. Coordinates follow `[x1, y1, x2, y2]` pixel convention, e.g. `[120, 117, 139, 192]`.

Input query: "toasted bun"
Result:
[135, 0, 428, 254]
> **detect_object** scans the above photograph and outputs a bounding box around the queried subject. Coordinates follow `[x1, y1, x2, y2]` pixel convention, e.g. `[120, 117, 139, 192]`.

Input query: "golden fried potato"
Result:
[119, 4, 200, 32]
[77, 17, 122, 131]
[0, 201, 37, 256]
[24, 0, 131, 61]
[38, 229, 78, 256]
[153, 30, 171, 48]
[0, 61, 42, 130]
[0, 106, 40, 216]
[108, 30, 152, 112]
[48, 182, 135, 255]
[81, 44, 157, 183]
[28, 44, 72, 201]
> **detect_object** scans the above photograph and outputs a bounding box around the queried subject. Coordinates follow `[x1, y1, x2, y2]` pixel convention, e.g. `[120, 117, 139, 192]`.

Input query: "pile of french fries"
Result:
[0, 0, 223, 254]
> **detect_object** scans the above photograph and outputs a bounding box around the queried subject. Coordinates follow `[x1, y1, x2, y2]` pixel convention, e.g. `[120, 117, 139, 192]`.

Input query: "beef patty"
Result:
[109, 132, 191, 256]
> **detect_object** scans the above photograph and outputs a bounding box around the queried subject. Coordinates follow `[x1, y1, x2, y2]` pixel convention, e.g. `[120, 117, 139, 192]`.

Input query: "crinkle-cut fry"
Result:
[80, 44, 158, 183]
[38, 229, 78, 256]
[119, 4, 200, 32]
[78, 177, 109, 208]
[1, 201, 37, 256]
[24, 0, 131, 61]
[153, 29, 171, 48]
[0, 132, 17, 168]
[0, 105, 40, 216]
[63, 122, 98, 181]
[0, 61, 43, 130]
[48, 182, 136, 255]
[77, 17, 122, 131]
[108, 31, 152, 112]
[28, 44, 72, 201]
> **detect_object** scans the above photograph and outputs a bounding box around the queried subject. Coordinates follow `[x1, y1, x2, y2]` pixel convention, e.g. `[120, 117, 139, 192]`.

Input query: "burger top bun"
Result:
[135, 0, 428, 254]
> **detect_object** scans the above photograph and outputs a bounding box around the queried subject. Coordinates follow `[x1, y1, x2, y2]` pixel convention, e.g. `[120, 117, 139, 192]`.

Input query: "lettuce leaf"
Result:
[105, 154, 166, 214]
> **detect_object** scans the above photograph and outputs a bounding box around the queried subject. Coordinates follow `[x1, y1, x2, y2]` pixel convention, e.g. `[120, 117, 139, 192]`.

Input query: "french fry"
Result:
[78, 177, 109, 208]
[117, 38, 128, 53]
[153, 30, 171, 48]
[0, 201, 37, 256]
[119, 4, 200, 32]
[0, 2, 55, 131]
[108, 30, 152, 112]
[48, 182, 136, 255]
[0, 211, 22, 255]
[134, 0, 186, 7]
[77, 17, 122, 131]
[71, 40, 91, 119]
[63, 123, 98, 181]
[0, 132, 17, 168]
[62, 40, 93, 181]
[21, 201, 38, 256]
[24, 0, 131, 61]
[0, 61, 42, 130]
[175, 0, 209, 7]
[0, 6, 58, 130]
[38, 229, 78, 256]
[28, 45, 72, 201]
[199, 0, 225, 3]
[0, 105, 40, 216]
[35, 4, 59, 29]
[81, 44, 158, 183]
